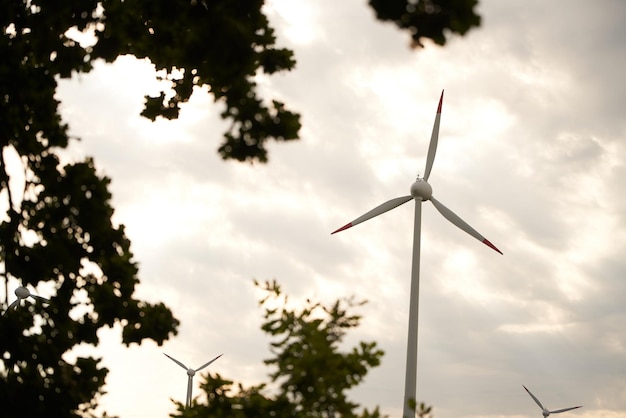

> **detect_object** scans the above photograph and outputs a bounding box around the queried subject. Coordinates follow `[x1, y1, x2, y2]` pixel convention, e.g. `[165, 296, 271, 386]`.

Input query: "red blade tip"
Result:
[331, 223, 353, 235]
[482, 239, 502, 254]
[437, 90, 444, 113]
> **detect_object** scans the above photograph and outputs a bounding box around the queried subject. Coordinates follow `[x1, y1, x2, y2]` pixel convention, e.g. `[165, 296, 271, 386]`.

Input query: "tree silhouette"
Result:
[1, 0, 480, 163]
[0, 146, 179, 416]
[0, 34, 179, 412]
[369, 0, 480, 48]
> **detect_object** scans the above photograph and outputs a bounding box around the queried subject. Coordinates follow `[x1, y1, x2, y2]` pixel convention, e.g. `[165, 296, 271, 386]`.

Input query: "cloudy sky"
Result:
[51, 0, 626, 417]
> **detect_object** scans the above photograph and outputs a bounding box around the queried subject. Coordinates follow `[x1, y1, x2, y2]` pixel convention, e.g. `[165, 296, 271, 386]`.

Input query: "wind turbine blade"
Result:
[31, 295, 50, 303]
[2, 300, 19, 315]
[550, 406, 582, 414]
[331, 196, 413, 234]
[164, 353, 189, 370]
[195, 353, 223, 372]
[186, 375, 193, 407]
[523, 385, 545, 410]
[423, 90, 444, 181]
[430, 196, 502, 254]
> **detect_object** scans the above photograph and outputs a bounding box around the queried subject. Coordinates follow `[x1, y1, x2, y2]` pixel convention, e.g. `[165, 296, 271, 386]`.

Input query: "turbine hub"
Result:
[410, 179, 432, 201]
[187, 369, 195, 377]
[15, 286, 30, 298]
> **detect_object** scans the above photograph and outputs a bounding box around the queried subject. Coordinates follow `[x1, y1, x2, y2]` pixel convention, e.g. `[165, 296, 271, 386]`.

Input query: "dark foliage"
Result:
[170, 280, 387, 418]
[369, 0, 480, 47]
[94, 0, 301, 163]
[2, 0, 480, 163]
[0, 149, 179, 417]
[1, 2, 179, 415]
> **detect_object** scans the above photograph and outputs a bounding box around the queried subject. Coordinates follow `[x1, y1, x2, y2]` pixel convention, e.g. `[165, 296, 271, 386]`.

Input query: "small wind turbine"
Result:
[523, 385, 582, 417]
[2, 285, 50, 316]
[164, 352, 222, 408]
[332, 90, 502, 417]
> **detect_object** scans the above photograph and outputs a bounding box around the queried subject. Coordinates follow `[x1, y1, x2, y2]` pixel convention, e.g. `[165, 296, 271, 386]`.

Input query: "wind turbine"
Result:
[331, 90, 502, 417]
[2, 285, 50, 316]
[164, 352, 222, 408]
[523, 385, 582, 417]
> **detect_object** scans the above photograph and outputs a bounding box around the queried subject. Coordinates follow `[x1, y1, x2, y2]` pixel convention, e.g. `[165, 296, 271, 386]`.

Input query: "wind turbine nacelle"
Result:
[15, 287, 30, 298]
[410, 179, 432, 201]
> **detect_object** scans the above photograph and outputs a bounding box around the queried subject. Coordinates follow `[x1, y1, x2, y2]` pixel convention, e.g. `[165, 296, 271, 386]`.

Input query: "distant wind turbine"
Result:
[523, 385, 582, 417]
[2, 286, 50, 316]
[164, 353, 222, 408]
[332, 90, 502, 417]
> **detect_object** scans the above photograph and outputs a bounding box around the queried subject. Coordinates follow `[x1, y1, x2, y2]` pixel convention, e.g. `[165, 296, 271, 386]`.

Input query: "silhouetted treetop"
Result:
[2, 0, 480, 163]
[369, 0, 480, 48]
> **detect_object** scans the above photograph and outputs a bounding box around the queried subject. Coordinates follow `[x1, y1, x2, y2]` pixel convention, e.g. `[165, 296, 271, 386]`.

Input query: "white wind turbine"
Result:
[523, 385, 582, 417]
[2, 285, 50, 316]
[332, 90, 502, 417]
[164, 352, 222, 408]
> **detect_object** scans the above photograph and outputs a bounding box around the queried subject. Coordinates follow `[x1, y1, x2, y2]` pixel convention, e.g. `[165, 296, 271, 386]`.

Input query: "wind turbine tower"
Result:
[332, 91, 502, 417]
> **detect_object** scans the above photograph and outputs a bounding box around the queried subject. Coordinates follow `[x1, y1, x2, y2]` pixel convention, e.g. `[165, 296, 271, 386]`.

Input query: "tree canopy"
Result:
[0, 150, 179, 416]
[369, 0, 480, 48]
[2, 0, 480, 163]
[170, 280, 387, 417]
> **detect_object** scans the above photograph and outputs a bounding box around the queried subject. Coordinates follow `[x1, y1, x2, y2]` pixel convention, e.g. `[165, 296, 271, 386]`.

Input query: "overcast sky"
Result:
[49, 0, 626, 417]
